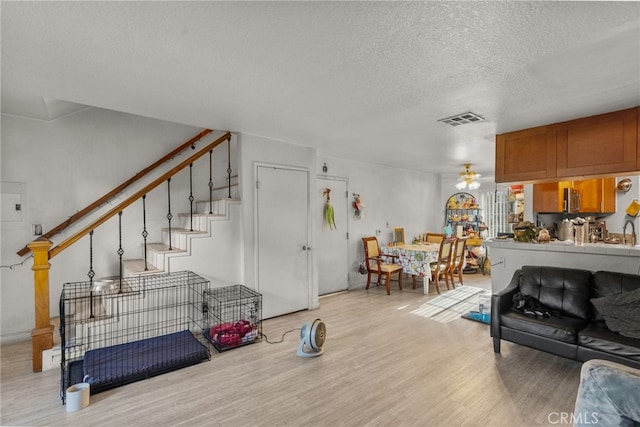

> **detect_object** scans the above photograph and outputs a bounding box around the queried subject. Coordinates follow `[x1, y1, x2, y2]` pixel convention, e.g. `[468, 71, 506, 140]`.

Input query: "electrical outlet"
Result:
[32, 224, 42, 236]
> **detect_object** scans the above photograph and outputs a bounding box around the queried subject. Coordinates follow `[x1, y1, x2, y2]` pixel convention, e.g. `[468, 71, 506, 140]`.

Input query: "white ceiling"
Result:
[2, 1, 639, 182]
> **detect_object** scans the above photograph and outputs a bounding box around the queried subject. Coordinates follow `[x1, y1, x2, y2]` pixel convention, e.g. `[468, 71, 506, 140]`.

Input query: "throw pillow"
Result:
[591, 288, 640, 339]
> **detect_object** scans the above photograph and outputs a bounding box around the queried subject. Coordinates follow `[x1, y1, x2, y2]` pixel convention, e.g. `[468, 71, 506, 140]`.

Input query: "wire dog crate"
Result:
[59, 271, 211, 403]
[203, 285, 262, 351]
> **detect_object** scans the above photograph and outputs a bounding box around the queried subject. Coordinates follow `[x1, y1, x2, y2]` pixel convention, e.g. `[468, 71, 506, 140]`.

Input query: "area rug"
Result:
[410, 285, 491, 323]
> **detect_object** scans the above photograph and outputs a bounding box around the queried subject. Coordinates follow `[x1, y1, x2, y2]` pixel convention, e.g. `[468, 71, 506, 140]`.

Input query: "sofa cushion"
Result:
[578, 322, 640, 362]
[591, 288, 640, 339]
[592, 271, 640, 321]
[519, 266, 592, 320]
[501, 310, 589, 344]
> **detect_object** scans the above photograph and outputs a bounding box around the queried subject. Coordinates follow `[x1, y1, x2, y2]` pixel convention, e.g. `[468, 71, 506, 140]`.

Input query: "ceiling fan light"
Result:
[455, 163, 480, 191]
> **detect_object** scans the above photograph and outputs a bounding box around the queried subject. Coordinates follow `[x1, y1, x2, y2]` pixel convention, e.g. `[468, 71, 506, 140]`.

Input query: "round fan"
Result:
[296, 319, 326, 358]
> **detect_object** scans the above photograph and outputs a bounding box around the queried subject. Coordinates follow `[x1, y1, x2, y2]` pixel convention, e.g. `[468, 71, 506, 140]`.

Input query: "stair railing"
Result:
[28, 130, 232, 372]
[17, 129, 213, 257]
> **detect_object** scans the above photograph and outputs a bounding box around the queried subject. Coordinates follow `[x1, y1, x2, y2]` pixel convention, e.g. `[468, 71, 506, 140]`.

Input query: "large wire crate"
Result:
[59, 271, 210, 403]
[203, 285, 262, 351]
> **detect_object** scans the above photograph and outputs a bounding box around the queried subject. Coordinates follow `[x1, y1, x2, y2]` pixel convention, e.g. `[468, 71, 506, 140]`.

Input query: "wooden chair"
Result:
[412, 234, 446, 289]
[448, 237, 468, 287]
[424, 233, 446, 244]
[362, 236, 403, 295]
[428, 238, 456, 294]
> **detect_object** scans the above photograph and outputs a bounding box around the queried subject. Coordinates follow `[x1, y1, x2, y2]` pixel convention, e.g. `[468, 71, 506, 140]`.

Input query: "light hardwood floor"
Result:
[1, 273, 582, 426]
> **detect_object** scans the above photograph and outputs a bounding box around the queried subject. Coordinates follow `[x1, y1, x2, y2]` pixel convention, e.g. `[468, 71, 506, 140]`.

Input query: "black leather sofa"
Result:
[491, 265, 640, 369]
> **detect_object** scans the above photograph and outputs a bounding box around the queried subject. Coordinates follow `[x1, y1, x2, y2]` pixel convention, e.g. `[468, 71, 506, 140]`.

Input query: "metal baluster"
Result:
[227, 138, 232, 198]
[189, 163, 194, 231]
[88, 230, 95, 318]
[208, 149, 213, 214]
[141, 194, 148, 271]
[167, 178, 173, 250]
[117, 211, 124, 293]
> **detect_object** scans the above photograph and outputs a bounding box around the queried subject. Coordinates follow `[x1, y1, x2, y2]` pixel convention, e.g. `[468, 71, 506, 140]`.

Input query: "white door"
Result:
[316, 178, 349, 295]
[256, 166, 310, 319]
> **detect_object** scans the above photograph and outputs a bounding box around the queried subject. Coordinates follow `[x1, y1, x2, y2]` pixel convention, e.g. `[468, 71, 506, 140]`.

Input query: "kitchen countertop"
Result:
[484, 238, 640, 257]
[485, 238, 640, 292]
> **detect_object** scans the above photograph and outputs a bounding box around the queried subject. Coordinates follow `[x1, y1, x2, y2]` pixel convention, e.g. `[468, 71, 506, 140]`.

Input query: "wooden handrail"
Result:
[16, 129, 213, 257]
[49, 131, 232, 260]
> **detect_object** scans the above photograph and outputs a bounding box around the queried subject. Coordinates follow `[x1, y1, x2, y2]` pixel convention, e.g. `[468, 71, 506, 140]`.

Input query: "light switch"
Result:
[2, 193, 23, 222]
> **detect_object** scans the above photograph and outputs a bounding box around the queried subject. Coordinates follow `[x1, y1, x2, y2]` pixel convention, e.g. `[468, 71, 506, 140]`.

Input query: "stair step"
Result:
[147, 243, 187, 254]
[122, 259, 164, 276]
[177, 213, 225, 218]
[161, 227, 208, 235]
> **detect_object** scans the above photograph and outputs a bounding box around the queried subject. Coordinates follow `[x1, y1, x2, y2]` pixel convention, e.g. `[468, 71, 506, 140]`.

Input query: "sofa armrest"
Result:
[490, 270, 521, 339]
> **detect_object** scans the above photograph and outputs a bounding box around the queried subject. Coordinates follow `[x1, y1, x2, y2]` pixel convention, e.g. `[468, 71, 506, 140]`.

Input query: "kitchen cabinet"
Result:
[556, 108, 637, 178]
[495, 124, 556, 183]
[532, 182, 566, 213]
[496, 106, 638, 183]
[532, 178, 616, 213]
[573, 178, 616, 213]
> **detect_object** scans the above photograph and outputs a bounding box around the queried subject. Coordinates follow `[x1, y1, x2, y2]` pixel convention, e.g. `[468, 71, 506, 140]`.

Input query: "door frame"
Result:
[253, 162, 315, 311]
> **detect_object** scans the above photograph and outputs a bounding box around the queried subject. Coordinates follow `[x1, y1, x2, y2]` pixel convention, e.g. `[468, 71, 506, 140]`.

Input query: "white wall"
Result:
[315, 156, 440, 289]
[0, 109, 231, 343]
[1, 108, 467, 343]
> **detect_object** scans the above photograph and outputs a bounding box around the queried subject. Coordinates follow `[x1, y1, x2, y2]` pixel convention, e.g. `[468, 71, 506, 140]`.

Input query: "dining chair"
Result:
[428, 237, 456, 294]
[362, 236, 403, 295]
[424, 233, 446, 244]
[448, 236, 468, 287]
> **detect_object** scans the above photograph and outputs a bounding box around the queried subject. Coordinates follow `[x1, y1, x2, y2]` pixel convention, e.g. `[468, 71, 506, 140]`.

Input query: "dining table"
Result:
[381, 242, 440, 294]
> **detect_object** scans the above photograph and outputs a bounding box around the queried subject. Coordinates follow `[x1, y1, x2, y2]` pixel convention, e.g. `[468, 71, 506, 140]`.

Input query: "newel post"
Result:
[28, 237, 54, 372]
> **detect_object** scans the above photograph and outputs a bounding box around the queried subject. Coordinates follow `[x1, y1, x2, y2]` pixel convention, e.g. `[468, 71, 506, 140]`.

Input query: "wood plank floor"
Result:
[1, 273, 582, 426]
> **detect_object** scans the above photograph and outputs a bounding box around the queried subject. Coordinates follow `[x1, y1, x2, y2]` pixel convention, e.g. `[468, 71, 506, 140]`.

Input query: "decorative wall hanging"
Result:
[353, 193, 365, 219]
[322, 188, 336, 230]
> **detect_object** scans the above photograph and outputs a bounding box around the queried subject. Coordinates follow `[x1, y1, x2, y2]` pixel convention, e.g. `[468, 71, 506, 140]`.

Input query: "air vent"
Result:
[438, 112, 485, 127]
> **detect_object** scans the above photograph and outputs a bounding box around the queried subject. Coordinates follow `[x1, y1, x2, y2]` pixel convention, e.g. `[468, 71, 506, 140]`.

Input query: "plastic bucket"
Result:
[66, 382, 90, 412]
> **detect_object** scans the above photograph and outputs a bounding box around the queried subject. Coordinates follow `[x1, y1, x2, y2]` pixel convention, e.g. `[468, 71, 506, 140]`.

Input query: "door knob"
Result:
[302, 245, 312, 251]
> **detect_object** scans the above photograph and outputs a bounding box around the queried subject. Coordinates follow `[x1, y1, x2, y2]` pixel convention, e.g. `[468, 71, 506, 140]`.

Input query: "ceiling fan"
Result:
[455, 164, 481, 190]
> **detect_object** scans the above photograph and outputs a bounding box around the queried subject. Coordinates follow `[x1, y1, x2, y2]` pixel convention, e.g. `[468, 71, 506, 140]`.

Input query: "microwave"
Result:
[563, 188, 581, 213]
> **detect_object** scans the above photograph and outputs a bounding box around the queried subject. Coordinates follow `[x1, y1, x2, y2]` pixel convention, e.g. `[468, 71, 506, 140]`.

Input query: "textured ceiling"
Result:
[2, 1, 639, 182]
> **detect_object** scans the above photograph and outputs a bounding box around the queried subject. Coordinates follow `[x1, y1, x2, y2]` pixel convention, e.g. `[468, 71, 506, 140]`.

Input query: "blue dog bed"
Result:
[83, 330, 210, 394]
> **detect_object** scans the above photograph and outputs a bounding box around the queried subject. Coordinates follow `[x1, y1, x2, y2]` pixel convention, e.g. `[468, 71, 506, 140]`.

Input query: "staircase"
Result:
[123, 198, 240, 276]
[23, 129, 236, 372]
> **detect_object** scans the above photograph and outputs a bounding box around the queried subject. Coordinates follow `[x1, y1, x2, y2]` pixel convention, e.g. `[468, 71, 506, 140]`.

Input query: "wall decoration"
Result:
[322, 188, 336, 230]
[352, 193, 365, 219]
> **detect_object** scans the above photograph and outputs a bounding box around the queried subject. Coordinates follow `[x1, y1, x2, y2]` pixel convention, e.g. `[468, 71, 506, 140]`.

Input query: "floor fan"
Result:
[297, 319, 326, 358]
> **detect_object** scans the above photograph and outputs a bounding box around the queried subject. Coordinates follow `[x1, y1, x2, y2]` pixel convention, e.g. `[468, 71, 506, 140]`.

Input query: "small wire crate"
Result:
[203, 285, 262, 351]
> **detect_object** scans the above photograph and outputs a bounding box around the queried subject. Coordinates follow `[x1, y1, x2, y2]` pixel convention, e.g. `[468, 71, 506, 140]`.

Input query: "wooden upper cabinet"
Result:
[556, 108, 638, 177]
[573, 177, 616, 213]
[532, 182, 565, 212]
[532, 178, 616, 213]
[495, 125, 556, 183]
